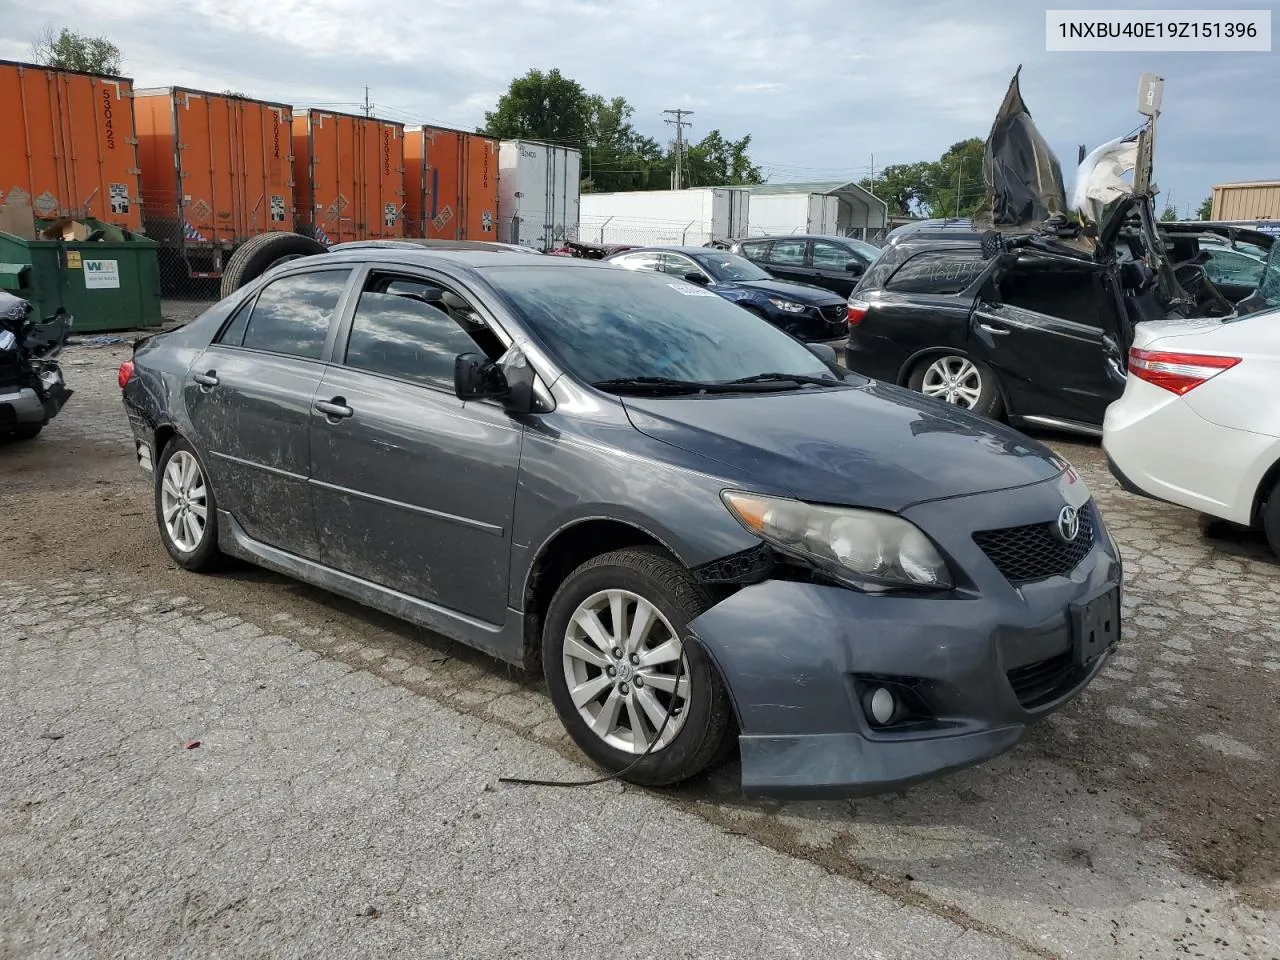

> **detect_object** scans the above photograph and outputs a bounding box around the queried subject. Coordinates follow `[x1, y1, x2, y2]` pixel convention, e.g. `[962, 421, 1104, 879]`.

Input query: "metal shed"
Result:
[735, 181, 890, 239]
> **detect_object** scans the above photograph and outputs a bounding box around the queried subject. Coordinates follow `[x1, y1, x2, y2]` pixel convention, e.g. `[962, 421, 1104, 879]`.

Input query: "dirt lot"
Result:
[2, 340, 1278, 959]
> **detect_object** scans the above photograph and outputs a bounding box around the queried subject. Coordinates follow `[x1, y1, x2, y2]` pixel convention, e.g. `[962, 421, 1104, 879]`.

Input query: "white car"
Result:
[1103, 308, 1280, 554]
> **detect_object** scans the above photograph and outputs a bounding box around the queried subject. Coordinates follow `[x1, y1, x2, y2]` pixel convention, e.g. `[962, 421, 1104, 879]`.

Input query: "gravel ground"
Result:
[1, 340, 1277, 959]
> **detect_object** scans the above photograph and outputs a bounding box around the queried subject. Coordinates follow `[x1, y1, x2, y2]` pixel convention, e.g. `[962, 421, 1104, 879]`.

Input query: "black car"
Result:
[731, 234, 882, 298]
[843, 71, 1278, 437]
[603, 246, 848, 343]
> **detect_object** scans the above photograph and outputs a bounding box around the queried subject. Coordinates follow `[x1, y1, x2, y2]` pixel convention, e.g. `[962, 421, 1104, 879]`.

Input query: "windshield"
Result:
[844, 239, 882, 261]
[693, 253, 772, 283]
[488, 265, 837, 386]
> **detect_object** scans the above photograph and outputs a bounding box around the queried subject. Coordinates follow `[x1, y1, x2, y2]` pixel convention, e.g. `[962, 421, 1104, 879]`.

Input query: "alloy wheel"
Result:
[921, 356, 983, 408]
[561, 589, 691, 754]
[160, 450, 208, 552]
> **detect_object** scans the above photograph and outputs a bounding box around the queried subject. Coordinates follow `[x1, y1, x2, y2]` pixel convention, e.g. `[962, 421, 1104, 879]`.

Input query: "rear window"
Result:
[884, 248, 986, 295]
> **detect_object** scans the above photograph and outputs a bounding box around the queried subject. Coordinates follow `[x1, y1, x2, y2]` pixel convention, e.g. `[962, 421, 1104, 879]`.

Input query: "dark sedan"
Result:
[603, 246, 848, 343]
[119, 246, 1120, 798]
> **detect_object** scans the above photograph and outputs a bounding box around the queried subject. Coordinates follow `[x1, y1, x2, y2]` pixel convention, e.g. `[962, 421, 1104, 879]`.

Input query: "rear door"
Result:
[308, 266, 523, 625]
[763, 238, 811, 285]
[968, 254, 1121, 426]
[183, 266, 356, 559]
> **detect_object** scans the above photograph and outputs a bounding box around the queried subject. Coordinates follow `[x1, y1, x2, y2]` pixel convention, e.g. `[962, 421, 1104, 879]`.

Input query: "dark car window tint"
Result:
[216, 299, 253, 346]
[697, 253, 771, 282]
[660, 254, 699, 276]
[738, 240, 768, 260]
[241, 270, 350, 359]
[344, 291, 486, 388]
[768, 240, 806, 266]
[812, 241, 853, 269]
[885, 249, 986, 295]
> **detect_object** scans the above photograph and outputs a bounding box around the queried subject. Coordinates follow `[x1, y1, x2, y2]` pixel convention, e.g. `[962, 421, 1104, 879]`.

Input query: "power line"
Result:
[663, 109, 693, 189]
[362, 86, 375, 118]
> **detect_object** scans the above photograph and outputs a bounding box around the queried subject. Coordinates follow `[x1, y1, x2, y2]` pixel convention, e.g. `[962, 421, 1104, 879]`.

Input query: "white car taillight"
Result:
[1128, 347, 1241, 395]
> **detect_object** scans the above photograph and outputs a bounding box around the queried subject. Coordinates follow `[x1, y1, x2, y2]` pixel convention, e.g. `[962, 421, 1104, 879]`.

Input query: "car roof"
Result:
[279, 246, 598, 279]
[734, 234, 861, 244]
[607, 246, 738, 256]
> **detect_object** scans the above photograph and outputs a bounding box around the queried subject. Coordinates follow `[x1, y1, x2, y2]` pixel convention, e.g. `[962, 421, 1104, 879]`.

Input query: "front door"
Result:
[810, 239, 863, 297]
[183, 267, 355, 559]
[308, 268, 523, 625]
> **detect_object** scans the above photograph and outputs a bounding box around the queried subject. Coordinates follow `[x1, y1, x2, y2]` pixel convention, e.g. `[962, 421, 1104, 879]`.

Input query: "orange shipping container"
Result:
[403, 126, 499, 240]
[134, 87, 294, 278]
[292, 110, 404, 244]
[0, 59, 143, 233]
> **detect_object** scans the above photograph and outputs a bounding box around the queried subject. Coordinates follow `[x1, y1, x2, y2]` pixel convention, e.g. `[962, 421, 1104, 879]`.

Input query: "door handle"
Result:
[192, 370, 219, 388]
[978, 323, 1011, 336]
[314, 398, 353, 420]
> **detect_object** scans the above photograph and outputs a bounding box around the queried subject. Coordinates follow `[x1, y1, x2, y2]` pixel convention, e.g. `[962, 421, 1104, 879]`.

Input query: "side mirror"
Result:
[806, 342, 839, 366]
[683, 271, 710, 285]
[845, 259, 864, 274]
[454, 352, 510, 402]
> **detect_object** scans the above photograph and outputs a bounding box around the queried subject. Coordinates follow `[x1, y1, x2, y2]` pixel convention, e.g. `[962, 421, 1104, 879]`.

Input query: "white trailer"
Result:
[497, 140, 581, 251]
[746, 192, 840, 236]
[579, 188, 749, 246]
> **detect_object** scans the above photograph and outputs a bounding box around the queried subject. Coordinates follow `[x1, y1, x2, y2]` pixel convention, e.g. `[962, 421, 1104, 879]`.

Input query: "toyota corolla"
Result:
[119, 244, 1121, 798]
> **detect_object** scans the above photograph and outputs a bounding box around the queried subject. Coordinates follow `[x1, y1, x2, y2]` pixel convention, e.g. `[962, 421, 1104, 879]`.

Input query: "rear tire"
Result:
[219, 232, 327, 299]
[542, 547, 735, 788]
[1262, 480, 1280, 559]
[155, 436, 224, 573]
[3, 423, 43, 441]
[908, 354, 1005, 419]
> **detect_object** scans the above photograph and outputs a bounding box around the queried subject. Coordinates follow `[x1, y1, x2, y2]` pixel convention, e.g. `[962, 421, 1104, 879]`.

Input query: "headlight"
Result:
[722, 491, 953, 590]
[767, 298, 807, 314]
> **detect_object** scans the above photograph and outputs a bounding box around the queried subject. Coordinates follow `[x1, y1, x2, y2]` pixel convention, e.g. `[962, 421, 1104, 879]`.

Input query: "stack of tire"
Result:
[218, 233, 329, 299]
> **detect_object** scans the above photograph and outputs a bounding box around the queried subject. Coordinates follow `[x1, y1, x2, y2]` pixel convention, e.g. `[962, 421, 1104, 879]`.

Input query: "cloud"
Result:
[4, 0, 1277, 216]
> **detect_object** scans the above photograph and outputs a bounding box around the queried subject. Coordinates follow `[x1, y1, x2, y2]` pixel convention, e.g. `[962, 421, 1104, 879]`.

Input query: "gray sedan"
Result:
[119, 245, 1121, 797]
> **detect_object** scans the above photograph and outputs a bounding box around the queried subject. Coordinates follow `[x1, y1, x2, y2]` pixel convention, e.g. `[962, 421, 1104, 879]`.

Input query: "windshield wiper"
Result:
[591, 376, 714, 394]
[719, 372, 841, 387]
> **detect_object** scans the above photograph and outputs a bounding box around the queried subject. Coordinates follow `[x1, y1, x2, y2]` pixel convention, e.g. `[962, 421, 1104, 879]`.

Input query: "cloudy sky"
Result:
[4, 0, 1276, 216]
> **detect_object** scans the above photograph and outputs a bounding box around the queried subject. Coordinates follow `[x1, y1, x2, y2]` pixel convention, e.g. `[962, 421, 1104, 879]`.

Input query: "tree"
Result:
[480, 68, 590, 147]
[30, 23, 122, 75]
[924, 139, 986, 219]
[859, 163, 931, 217]
[480, 69, 763, 193]
[682, 130, 763, 188]
[221, 89, 247, 98]
[1196, 195, 1214, 220]
[1160, 204, 1178, 221]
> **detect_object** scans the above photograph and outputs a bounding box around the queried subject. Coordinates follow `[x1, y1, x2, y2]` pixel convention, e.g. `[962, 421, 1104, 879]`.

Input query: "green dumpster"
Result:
[0, 221, 163, 333]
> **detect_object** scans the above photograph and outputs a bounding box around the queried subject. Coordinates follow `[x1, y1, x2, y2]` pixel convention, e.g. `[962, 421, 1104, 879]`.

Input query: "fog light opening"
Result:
[866, 686, 898, 727]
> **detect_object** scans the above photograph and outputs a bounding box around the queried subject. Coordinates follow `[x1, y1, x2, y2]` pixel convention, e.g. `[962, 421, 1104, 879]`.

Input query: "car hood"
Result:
[729, 278, 845, 305]
[621, 381, 1065, 512]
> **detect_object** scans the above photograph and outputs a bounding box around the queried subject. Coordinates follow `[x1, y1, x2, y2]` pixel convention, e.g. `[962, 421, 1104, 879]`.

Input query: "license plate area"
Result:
[1071, 586, 1120, 666]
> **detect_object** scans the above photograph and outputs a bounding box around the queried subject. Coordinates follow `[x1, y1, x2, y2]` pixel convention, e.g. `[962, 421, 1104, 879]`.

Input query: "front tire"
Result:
[909, 354, 1005, 419]
[155, 437, 223, 572]
[542, 547, 735, 787]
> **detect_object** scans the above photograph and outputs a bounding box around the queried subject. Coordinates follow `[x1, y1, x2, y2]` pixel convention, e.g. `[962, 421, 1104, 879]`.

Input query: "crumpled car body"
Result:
[0, 291, 73, 438]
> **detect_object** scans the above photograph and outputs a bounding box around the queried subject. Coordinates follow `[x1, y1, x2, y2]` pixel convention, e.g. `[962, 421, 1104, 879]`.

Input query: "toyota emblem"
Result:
[1056, 505, 1081, 542]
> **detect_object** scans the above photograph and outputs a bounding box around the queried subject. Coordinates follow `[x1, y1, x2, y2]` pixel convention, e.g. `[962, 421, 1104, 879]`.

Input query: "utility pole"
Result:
[664, 109, 693, 189]
[955, 162, 963, 219]
[869, 153, 875, 195]
[362, 86, 375, 117]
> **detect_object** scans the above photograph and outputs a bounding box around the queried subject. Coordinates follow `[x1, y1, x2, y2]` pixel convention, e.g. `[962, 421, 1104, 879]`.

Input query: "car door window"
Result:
[737, 240, 768, 261]
[660, 254, 701, 277]
[215, 299, 253, 346]
[767, 240, 807, 266]
[885, 249, 986, 295]
[238, 270, 352, 359]
[811, 241, 854, 269]
[342, 273, 502, 390]
[611, 253, 664, 272]
[1203, 249, 1264, 286]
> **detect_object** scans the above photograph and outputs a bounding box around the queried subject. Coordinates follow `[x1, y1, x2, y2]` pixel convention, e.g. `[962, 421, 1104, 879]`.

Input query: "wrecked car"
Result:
[119, 245, 1120, 798]
[843, 68, 1276, 436]
[0, 290, 72, 441]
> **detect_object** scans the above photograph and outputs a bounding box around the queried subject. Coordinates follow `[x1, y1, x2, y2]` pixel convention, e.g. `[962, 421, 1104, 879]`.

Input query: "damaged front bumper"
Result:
[687, 500, 1121, 799]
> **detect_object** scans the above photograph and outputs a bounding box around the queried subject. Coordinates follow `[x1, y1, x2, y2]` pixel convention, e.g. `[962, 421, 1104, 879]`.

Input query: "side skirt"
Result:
[216, 510, 528, 667]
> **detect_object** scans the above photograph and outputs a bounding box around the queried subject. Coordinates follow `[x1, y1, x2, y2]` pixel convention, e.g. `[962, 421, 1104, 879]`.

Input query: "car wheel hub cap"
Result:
[561, 589, 690, 754]
[160, 450, 208, 553]
[922, 357, 982, 409]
